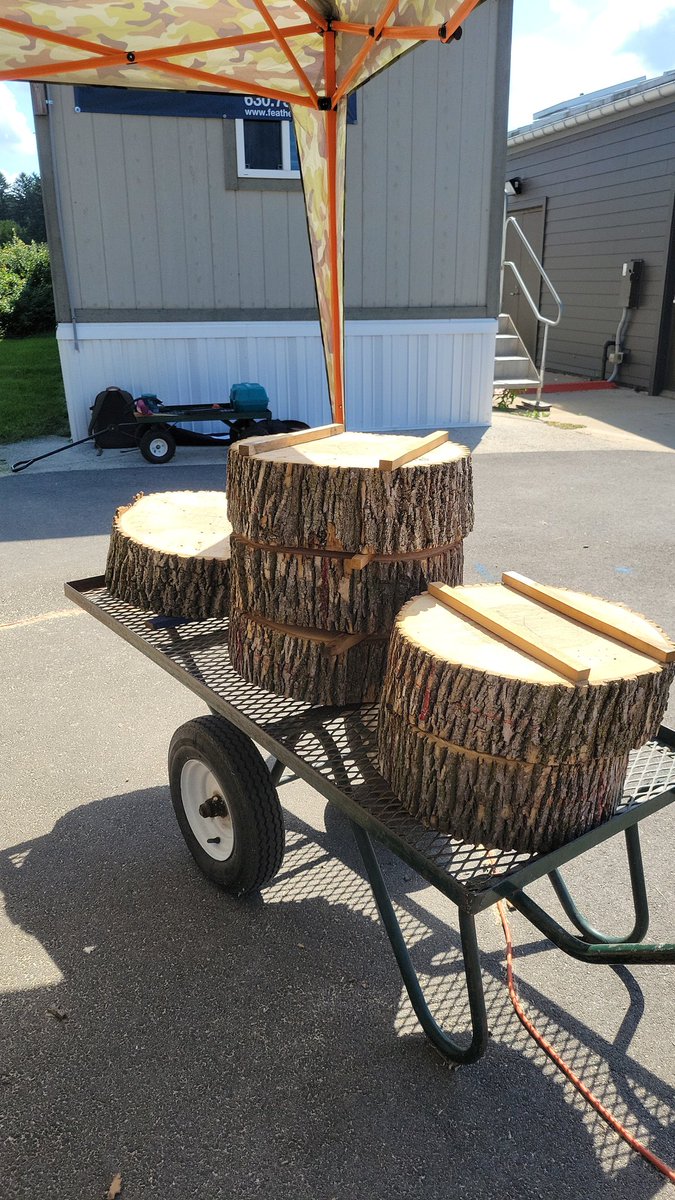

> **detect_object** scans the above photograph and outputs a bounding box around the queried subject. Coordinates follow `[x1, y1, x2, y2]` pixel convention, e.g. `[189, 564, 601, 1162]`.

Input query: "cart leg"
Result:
[548, 825, 650, 945]
[351, 822, 488, 1064]
[269, 758, 286, 786]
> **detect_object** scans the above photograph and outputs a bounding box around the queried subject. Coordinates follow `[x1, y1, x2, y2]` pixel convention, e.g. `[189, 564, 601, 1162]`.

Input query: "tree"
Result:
[6, 173, 46, 243]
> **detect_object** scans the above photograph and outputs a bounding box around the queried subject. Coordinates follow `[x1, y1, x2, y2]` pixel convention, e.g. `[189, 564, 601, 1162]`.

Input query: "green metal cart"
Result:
[66, 576, 675, 1064]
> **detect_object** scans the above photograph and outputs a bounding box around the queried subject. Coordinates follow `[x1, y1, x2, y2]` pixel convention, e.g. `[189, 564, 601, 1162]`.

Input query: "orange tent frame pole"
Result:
[292, 0, 329, 31]
[0, 48, 316, 107]
[332, 0, 400, 107]
[324, 30, 344, 426]
[0, 15, 316, 60]
[251, 0, 318, 103]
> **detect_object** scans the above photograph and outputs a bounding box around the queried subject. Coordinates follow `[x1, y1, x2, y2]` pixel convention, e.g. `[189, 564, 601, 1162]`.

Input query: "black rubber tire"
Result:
[168, 716, 284, 895]
[139, 426, 176, 464]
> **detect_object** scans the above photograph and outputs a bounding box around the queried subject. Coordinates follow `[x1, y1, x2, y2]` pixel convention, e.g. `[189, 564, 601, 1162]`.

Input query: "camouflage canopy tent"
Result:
[0, 0, 483, 422]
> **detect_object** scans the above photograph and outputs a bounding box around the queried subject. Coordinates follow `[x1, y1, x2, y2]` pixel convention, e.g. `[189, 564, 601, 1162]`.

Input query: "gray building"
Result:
[34, 0, 512, 439]
[505, 71, 675, 395]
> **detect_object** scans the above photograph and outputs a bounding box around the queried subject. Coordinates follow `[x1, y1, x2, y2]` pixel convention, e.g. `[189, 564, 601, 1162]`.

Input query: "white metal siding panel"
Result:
[57, 319, 495, 440]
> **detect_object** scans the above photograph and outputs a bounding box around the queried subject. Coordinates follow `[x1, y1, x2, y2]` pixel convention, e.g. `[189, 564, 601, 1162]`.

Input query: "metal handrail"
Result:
[501, 214, 563, 405]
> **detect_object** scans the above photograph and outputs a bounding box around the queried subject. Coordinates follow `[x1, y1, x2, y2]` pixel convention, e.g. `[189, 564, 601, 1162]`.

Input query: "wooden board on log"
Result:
[378, 585, 675, 853]
[502, 571, 675, 664]
[235, 422, 344, 457]
[105, 491, 231, 619]
[227, 430, 473, 553]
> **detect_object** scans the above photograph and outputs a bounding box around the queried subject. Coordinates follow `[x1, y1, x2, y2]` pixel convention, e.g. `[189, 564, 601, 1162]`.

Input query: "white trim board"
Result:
[57, 318, 496, 440]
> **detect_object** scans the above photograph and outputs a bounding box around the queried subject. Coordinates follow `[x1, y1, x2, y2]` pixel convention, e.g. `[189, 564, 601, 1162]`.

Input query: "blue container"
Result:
[229, 382, 270, 413]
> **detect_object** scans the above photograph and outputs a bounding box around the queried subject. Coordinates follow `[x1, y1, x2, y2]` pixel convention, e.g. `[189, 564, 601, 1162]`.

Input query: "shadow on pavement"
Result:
[1, 785, 673, 1199]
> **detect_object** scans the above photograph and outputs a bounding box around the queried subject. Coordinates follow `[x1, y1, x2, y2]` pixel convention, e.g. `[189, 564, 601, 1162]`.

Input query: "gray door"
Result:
[503, 204, 546, 363]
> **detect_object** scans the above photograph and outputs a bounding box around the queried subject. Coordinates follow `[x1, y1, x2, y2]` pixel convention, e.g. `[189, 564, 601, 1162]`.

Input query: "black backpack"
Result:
[88, 386, 137, 448]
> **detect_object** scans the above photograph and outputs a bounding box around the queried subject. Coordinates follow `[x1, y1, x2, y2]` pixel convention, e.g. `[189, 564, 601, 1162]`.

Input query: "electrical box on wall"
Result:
[619, 259, 643, 308]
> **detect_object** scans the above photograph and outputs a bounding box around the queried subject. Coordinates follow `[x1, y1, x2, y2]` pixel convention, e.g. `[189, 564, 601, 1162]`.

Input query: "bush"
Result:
[0, 237, 55, 337]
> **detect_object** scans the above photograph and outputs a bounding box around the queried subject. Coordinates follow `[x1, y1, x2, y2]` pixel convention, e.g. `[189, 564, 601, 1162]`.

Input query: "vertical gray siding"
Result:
[507, 99, 675, 390]
[45, 0, 507, 322]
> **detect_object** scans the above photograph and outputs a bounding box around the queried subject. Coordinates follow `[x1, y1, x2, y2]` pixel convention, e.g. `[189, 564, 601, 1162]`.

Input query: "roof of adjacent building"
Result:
[509, 68, 675, 146]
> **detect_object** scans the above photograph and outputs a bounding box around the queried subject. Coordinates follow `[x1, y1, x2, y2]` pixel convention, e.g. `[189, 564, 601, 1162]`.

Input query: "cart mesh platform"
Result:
[66, 578, 675, 912]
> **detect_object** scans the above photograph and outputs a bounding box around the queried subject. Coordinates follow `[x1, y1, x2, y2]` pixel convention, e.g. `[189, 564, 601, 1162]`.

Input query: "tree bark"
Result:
[378, 590, 675, 851]
[228, 609, 388, 705]
[229, 536, 463, 634]
[378, 704, 631, 853]
[226, 436, 473, 552]
[105, 492, 231, 619]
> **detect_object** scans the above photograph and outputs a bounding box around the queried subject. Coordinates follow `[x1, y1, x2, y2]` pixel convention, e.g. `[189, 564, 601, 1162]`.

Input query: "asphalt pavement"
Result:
[1, 391, 675, 1199]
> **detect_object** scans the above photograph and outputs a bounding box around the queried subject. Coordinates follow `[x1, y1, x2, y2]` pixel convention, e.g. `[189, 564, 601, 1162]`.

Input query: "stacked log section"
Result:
[230, 537, 464, 635]
[226, 432, 474, 704]
[226, 432, 473, 551]
[105, 491, 231, 619]
[228, 610, 388, 706]
[378, 586, 675, 853]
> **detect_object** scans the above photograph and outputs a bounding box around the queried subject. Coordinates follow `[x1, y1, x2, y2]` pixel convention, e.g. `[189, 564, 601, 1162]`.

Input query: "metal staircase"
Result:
[494, 215, 563, 406]
[493, 313, 540, 389]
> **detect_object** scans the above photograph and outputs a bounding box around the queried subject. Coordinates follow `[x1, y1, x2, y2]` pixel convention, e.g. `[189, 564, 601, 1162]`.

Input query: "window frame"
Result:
[234, 118, 301, 180]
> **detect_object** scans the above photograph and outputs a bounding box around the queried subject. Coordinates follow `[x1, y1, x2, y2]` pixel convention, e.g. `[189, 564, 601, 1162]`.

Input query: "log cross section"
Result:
[502, 571, 675, 664]
[427, 581, 591, 684]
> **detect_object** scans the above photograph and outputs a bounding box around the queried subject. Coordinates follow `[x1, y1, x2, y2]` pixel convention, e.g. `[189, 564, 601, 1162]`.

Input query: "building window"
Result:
[235, 117, 300, 179]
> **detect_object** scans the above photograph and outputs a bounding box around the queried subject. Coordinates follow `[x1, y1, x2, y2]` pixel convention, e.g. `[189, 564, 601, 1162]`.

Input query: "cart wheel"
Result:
[139, 426, 176, 464]
[168, 716, 284, 894]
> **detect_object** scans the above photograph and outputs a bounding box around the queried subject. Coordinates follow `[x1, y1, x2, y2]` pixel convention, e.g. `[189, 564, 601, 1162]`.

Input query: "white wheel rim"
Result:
[149, 437, 168, 457]
[180, 759, 235, 861]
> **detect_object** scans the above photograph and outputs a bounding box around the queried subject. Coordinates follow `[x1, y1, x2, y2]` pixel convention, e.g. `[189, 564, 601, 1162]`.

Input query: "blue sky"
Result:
[1, 0, 674, 178]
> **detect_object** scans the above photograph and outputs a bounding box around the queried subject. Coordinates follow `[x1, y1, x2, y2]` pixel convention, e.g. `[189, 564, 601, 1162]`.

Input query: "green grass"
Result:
[0, 334, 69, 443]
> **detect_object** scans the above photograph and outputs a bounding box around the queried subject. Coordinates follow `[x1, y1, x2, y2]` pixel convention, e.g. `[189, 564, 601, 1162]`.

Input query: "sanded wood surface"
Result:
[427, 581, 590, 683]
[227, 431, 473, 552]
[378, 586, 675, 852]
[105, 491, 231, 619]
[502, 571, 675, 664]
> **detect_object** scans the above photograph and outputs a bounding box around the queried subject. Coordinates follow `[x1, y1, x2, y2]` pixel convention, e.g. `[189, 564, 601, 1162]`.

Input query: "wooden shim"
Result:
[427, 581, 591, 684]
[343, 552, 376, 573]
[378, 430, 448, 471]
[235, 422, 344, 457]
[323, 632, 368, 657]
[502, 571, 675, 664]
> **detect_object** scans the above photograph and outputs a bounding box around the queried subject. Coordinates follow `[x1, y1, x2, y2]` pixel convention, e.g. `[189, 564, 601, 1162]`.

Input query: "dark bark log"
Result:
[226, 437, 473, 553]
[381, 614, 675, 764]
[228, 609, 388, 705]
[378, 704, 629, 853]
[105, 493, 230, 619]
[229, 537, 463, 634]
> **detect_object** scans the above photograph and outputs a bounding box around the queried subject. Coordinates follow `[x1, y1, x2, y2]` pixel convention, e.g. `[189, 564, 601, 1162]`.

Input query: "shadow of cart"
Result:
[1, 783, 673, 1198]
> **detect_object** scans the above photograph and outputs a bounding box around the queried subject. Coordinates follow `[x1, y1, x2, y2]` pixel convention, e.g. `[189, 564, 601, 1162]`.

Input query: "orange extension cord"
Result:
[496, 900, 675, 1186]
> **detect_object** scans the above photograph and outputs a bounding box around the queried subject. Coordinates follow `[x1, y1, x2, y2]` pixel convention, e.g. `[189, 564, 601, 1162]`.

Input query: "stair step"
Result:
[498, 313, 517, 335]
[495, 334, 521, 355]
[494, 356, 539, 382]
[493, 378, 544, 389]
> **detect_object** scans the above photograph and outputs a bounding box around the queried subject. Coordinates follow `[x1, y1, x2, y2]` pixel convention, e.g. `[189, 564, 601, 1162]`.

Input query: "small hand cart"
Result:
[66, 577, 675, 1064]
[131, 401, 273, 464]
